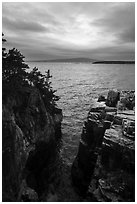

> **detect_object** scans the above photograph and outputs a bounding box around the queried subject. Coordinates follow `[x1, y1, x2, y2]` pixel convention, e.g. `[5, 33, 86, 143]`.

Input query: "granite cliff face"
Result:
[2, 87, 62, 201]
[71, 90, 135, 202]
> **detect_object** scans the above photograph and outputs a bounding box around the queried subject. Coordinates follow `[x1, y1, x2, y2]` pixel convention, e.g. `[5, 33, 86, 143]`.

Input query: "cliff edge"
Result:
[2, 87, 63, 201]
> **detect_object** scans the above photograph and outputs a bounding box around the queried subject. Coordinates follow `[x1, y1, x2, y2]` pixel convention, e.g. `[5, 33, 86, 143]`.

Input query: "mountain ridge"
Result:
[27, 58, 135, 64]
[27, 57, 96, 63]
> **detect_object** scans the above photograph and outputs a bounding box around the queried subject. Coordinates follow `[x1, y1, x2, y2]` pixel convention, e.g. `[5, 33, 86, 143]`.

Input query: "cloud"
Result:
[3, 16, 48, 33]
[92, 3, 135, 43]
[117, 24, 135, 43]
[2, 2, 135, 60]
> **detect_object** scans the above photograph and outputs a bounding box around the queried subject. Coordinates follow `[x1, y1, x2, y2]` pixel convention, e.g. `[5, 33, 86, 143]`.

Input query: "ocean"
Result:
[28, 62, 135, 164]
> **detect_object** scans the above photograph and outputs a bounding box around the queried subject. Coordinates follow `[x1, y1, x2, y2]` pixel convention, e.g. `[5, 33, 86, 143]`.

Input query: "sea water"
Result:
[28, 62, 135, 164]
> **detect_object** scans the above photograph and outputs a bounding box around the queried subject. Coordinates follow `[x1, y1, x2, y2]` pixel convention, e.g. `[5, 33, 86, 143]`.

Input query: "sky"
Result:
[2, 2, 135, 61]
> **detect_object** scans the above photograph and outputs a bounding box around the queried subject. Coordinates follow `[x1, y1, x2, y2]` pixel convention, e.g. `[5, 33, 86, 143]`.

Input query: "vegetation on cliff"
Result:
[2, 34, 62, 201]
[2, 33, 59, 113]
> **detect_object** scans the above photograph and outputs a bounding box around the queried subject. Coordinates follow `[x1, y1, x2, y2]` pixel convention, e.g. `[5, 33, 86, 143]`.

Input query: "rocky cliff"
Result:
[2, 87, 63, 201]
[3, 87, 135, 202]
[71, 90, 135, 202]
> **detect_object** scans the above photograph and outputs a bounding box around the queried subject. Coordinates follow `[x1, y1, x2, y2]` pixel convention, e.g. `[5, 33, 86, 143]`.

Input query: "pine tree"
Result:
[2, 34, 59, 111]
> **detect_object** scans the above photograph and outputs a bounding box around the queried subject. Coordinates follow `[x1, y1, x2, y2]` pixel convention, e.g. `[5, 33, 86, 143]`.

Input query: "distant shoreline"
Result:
[92, 61, 135, 64]
[26, 58, 95, 63]
[26, 58, 135, 64]
[27, 61, 135, 64]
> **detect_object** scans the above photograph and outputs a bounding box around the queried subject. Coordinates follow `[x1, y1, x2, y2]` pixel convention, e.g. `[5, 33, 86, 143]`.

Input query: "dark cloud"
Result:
[117, 24, 135, 43]
[3, 16, 47, 33]
[2, 2, 135, 61]
[93, 3, 135, 44]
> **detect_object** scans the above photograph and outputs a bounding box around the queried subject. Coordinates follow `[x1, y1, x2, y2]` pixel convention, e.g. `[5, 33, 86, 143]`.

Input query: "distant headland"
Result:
[27, 58, 95, 63]
[93, 60, 135, 64]
[27, 58, 135, 64]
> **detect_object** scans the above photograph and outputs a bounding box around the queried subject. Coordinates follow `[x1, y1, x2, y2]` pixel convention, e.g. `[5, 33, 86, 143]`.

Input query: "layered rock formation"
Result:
[71, 90, 135, 201]
[71, 103, 108, 195]
[2, 87, 63, 201]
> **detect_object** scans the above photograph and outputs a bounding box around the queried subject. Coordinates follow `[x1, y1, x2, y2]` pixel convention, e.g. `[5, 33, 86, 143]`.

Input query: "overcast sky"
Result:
[2, 2, 135, 61]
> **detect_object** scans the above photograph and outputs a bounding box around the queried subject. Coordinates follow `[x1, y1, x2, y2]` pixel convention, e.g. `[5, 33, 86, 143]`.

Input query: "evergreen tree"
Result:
[2, 34, 59, 111]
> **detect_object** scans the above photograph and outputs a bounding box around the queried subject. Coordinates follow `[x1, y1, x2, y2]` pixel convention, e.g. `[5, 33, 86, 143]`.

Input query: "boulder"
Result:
[21, 188, 38, 202]
[19, 180, 39, 202]
[102, 125, 135, 172]
[97, 95, 106, 102]
[113, 115, 122, 125]
[122, 119, 135, 139]
[120, 91, 135, 110]
[92, 171, 135, 202]
[106, 90, 120, 107]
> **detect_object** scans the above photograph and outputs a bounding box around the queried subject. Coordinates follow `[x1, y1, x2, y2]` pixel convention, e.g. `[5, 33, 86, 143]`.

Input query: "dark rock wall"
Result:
[2, 87, 62, 201]
[3, 106, 26, 201]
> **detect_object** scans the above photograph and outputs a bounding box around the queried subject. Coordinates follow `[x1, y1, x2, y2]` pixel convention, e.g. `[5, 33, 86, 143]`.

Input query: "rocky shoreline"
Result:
[2, 89, 135, 201]
[71, 90, 135, 202]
